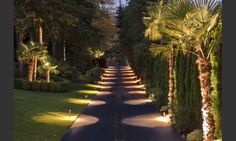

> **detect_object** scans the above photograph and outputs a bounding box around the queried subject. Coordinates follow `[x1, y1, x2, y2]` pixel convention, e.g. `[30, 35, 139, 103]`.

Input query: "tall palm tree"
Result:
[144, 0, 177, 118]
[149, 0, 222, 140]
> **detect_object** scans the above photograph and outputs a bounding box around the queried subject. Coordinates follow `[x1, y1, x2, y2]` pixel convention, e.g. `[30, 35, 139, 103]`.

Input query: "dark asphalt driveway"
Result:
[61, 66, 184, 141]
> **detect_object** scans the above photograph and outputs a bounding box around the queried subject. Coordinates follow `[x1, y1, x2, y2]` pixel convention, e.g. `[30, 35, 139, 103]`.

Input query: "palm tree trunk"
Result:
[46, 70, 50, 82]
[33, 57, 37, 80]
[18, 33, 24, 77]
[63, 40, 66, 61]
[196, 57, 215, 141]
[33, 24, 43, 81]
[39, 24, 43, 45]
[28, 58, 35, 81]
[168, 53, 175, 117]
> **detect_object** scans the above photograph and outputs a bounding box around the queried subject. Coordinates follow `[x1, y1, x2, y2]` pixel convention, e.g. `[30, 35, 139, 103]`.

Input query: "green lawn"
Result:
[14, 83, 100, 141]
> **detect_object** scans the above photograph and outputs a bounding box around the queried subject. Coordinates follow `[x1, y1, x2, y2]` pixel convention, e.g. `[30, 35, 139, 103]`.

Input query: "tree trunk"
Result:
[63, 40, 66, 61]
[28, 58, 35, 81]
[39, 25, 43, 45]
[46, 70, 50, 82]
[168, 53, 175, 117]
[33, 57, 37, 80]
[196, 57, 215, 141]
[33, 24, 43, 81]
[18, 33, 24, 77]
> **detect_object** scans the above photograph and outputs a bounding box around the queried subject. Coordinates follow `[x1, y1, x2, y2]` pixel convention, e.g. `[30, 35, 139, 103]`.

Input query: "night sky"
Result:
[114, 0, 127, 6]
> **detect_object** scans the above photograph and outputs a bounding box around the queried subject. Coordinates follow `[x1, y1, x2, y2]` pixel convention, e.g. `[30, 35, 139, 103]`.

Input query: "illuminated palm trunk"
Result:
[33, 57, 37, 80]
[33, 24, 43, 81]
[196, 57, 215, 141]
[39, 25, 43, 46]
[168, 53, 175, 117]
[46, 70, 50, 82]
[28, 58, 35, 82]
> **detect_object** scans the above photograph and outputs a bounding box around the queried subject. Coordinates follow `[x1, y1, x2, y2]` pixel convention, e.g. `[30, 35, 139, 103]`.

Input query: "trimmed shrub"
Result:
[84, 67, 103, 83]
[21, 80, 31, 90]
[14, 77, 71, 92]
[186, 129, 202, 141]
[14, 78, 23, 89]
[41, 82, 49, 92]
[30, 81, 41, 91]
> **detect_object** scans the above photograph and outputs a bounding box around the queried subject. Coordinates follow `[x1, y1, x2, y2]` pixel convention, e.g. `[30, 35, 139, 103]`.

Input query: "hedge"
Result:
[186, 129, 202, 141]
[14, 77, 71, 92]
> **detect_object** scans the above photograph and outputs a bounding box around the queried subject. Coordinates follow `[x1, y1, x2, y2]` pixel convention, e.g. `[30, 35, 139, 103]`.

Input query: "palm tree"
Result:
[149, 0, 222, 140]
[144, 0, 176, 118]
[17, 41, 48, 81]
[39, 56, 58, 82]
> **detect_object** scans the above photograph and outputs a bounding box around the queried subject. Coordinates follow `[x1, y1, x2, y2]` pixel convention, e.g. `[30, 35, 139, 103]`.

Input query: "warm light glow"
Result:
[67, 98, 91, 105]
[122, 79, 141, 84]
[86, 84, 102, 89]
[105, 70, 117, 74]
[124, 99, 152, 105]
[97, 91, 112, 95]
[128, 91, 146, 94]
[101, 85, 112, 89]
[88, 100, 106, 106]
[122, 73, 136, 76]
[103, 73, 117, 77]
[77, 90, 98, 95]
[120, 67, 131, 71]
[32, 112, 78, 126]
[45, 62, 50, 66]
[121, 70, 134, 73]
[101, 76, 118, 80]
[122, 114, 170, 127]
[124, 85, 145, 89]
[99, 81, 115, 85]
[71, 114, 99, 128]
[106, 68, 119, 71]
[155, 116, 170, 123]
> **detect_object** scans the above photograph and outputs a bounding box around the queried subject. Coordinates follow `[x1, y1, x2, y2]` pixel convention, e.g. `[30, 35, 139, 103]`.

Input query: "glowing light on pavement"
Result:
[122, 114, 170, 128]
[71, 114, 99, 128]
[124, 99, 152, 105]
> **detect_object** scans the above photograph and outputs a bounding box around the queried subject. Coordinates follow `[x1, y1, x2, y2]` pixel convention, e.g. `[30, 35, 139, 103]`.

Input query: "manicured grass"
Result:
[14, 83, 100, 141]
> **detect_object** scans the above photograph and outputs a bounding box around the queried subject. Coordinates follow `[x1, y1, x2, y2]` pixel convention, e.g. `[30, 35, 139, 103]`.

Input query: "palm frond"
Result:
[144, 0, 165, 41]
[165, 0, 194, 20]
[149, 43, 173, 60]
[145, 22, 163, 40]
[192, 0, 220, 11]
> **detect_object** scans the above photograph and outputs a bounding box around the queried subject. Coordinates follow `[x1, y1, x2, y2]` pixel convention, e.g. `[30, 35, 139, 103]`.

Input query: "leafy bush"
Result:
[21, 80, 31, 90]
[57, 61, 87, 82]
[186, 129, 202, 141]
[14, 77, 71, 92]
[160, 106, 168, 113]
[84, 66, 103, 83]
[173, 106, 200, 134]
[30, 81, 41, 91]
[41, 82, 49, 92]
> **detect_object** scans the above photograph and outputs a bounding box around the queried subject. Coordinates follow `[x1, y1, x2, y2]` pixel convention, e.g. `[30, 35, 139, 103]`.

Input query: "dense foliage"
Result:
[117, 0, 222, 140]
[14, 0, 117, 83]
[14, 77, 71, 92]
